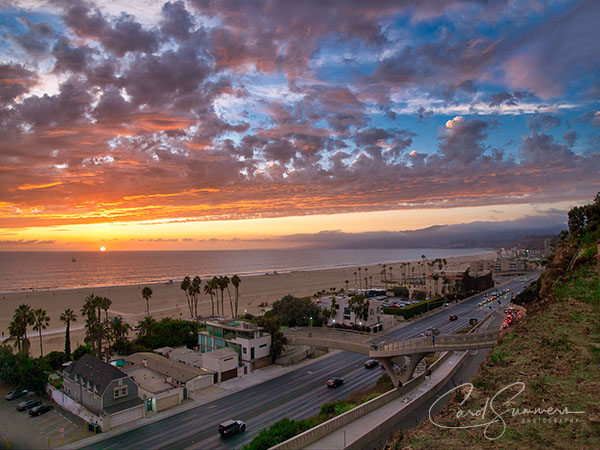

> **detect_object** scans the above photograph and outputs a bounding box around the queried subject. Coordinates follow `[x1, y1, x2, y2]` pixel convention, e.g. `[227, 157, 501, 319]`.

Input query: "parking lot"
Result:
[1, 384, 92, 449]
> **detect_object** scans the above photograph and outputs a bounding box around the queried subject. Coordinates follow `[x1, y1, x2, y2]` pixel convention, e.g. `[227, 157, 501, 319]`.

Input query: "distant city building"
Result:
[199, 319, 271, 371]
[470, 259, 527, 274]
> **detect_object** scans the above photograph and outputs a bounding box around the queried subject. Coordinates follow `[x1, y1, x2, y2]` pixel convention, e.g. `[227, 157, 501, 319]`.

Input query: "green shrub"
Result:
[44, 351, 67, 371]
[71, 344, 93, 361]
[384, 296, 444, 319]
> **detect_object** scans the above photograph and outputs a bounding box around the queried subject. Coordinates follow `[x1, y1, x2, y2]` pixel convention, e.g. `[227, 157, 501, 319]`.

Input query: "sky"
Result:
[0, 0, 598, 251]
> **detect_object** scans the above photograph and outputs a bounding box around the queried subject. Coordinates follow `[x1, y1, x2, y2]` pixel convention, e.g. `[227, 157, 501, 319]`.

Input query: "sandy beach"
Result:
[0, 252, 495, 356]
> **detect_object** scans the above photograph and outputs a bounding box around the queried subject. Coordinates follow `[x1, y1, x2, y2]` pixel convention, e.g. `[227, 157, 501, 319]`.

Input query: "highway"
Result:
[81, 274, 538, 450]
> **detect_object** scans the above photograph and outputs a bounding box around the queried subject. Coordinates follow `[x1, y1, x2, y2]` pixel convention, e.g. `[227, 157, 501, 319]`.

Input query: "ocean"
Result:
[0, 248, 492, 292]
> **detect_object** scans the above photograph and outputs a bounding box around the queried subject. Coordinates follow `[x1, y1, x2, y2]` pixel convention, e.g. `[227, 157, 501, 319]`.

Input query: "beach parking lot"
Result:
[0, 384, 92, 449]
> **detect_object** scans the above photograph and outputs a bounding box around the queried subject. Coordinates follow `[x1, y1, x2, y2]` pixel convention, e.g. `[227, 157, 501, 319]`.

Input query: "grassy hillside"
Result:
[387, 241, 600, 449]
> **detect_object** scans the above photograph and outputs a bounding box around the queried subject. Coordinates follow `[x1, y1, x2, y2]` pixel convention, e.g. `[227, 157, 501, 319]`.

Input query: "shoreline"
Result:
[0, 248, 495, 294]
[0, 251, 496, 356]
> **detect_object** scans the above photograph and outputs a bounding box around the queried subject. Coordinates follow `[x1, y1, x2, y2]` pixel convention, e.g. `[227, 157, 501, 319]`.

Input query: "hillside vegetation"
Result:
[388, 194, 600, 449]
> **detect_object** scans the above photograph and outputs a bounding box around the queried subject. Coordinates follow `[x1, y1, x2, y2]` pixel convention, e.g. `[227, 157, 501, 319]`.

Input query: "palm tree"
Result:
[8, 319, 25, 353]
[60, 308, 77, 360]
[358, 268, 362, 289]
[110, 316, 131, 342]
[364, 268, 368, 287]
[218, 276, 230, 316]
[231, 275, 241, 317]
[142, 286, 153, 317]
[344, 280, 349, 292]
[211, 277, 221, 314]
[204, 280, 216, 316]
[380, 268, 387, 285]
[353, 271, 358, 288]
[181, 276, 193, 318]
[388, 265, 393, 283]
[13, 303, 34, 355]
[32, 308, 50, 357]
[137, 316, 157, 339]
[190, 276, 201, 320]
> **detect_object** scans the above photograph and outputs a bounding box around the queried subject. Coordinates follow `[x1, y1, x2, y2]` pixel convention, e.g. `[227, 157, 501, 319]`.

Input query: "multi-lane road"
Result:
[81, 274, 538, 450]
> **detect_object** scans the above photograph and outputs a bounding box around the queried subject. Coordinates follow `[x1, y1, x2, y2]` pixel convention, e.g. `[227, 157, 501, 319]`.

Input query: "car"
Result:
[449, 314, 458, 321]
[364, 359, 379, 369]
[327, 377, 344, 388]
[29, 404, 53, 416]
[219, 419, 246, 438]
[17, 399, 41, 411]
[5, 389, 28, 401]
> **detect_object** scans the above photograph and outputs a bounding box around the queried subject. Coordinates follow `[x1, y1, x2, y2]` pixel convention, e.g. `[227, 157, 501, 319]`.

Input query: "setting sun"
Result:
[100, 246, 106, 252]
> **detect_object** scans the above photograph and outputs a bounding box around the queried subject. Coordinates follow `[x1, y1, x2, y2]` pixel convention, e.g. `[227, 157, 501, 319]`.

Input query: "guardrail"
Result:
[271, 310, 500, 449]
[284, 327, 375, 342]
[377, 330, 499, 352]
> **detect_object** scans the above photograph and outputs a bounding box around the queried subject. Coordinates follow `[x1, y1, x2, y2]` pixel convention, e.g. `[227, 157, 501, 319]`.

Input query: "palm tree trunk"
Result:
[146, 299, 150, 317]
[39, 329, 43, 357]
[65, 323, 71, 358]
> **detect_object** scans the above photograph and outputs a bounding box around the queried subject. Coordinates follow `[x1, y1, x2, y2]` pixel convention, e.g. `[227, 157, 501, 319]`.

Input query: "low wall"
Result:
[272, 309, 497, 449]
[46, 385, 103, 427]
[271, 351, 454, 450]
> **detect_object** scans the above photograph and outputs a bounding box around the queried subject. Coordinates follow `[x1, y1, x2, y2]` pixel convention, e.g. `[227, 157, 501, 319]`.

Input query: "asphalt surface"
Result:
[81, 274, 538, 450]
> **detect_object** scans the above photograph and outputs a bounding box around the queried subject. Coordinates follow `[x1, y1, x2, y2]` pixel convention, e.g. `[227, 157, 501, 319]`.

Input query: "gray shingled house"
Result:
[63, 354, 144, 430]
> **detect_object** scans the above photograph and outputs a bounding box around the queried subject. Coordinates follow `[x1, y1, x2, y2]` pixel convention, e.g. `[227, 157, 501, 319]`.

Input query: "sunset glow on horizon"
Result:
[1, 0, 598, 251]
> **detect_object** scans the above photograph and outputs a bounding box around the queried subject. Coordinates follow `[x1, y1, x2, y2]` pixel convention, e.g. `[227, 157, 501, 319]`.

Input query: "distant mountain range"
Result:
[278, 217, 566, 249]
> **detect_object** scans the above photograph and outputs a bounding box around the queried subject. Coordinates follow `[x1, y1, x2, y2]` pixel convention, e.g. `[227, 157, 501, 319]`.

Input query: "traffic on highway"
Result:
[80, 274, 538, 450]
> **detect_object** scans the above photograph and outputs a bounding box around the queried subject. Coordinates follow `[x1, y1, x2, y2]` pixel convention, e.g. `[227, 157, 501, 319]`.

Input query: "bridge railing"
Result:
[378, 330, 499, 352]
[284, 326, 375, 343]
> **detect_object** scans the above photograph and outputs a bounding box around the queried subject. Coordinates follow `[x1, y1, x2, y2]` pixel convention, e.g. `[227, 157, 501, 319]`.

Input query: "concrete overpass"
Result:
[283, 327, 499, 386]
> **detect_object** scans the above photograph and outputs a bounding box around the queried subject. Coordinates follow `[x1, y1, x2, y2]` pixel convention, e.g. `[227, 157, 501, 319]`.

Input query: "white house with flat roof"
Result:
[199, 319, 271, 371]
[317, 295, 391, 332]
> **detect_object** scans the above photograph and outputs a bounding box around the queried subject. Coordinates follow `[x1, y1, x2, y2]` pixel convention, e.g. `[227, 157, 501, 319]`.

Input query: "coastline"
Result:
[0, 252, 495, 356]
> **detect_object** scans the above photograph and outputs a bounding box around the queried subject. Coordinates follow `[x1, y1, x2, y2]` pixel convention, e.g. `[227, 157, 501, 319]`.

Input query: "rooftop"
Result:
[123, 352, 212, 383]
[64, 354, 128, 395]
[122, 365, 175, 394]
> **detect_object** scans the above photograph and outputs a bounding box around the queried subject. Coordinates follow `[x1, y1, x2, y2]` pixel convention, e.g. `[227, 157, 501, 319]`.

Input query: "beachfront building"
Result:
[153, 346, 204, 369]
[120, 352, 213, 408]
[317, 295, 393, 332]
[469, 259, 527, 274]
[63, 354, 144, 430]
[425, 270, 494, 298]
[199, 319, 271, 371]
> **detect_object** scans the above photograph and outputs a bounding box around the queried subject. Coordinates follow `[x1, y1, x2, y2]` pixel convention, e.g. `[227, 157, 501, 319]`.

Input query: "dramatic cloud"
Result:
[0, 0, 598, 234]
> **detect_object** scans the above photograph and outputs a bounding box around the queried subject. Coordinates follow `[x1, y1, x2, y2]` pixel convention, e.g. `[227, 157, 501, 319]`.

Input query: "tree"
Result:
[189, 276, 201, 321]
[8, 319, 25, 354]
[353, 271, 358, 288]
[212, 276, 221, 314]
[232, 275, 241, 317]
[181, 276, 193, 318]
[110, 316, 131, 343]
[344, 280, 349, 292]
[257, 315, 287, 363]
[348, 294, 369, 322]
[72, 344, 93, 361]
[13, 304, 34, 355]
[218, 276, 229, 316]
[81, 294, 111, 359]
[32, 308, 50, 357]
[388, 266, 393, 282]
[204, 279, 216, 316]
[60, 308, 77, 360]
[358, 267, 362, 289]
[137, 316, 157, 340]
[271, 295, 323, 327]
[142, 286, 153, 317]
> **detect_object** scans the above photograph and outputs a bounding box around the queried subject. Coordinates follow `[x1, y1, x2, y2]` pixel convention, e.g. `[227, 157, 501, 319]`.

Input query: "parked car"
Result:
[218, 419, 246, 438]
[364, 359, 379, 369]
[17, 399, 41, 411]
[29, 404, 53, 416]
[449, 314, 458, 321]
[327, 377, 344, 388]
[5, 389, 28, 401]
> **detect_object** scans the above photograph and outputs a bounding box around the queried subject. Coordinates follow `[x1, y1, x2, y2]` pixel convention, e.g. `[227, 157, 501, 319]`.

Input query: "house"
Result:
[164, 347, 204, 369]
[63, 354, 144, 430]
[201, 347, 239, 382]
[317, 295, 392, 331]
[122, 352, 213, 404]
[199, 319, 271, 371]
[470, 259, 527, 274]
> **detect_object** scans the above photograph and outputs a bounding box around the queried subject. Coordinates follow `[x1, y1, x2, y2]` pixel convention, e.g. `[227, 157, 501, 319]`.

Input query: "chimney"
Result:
[143, 358, 147, 367]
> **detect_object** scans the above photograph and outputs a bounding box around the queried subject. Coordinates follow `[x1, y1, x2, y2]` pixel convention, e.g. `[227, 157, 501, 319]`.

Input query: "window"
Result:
[242, 347, 247, 354]
[335, 304, 339, 309]
[114, 386, 128, 399]
[259, 344, 267, 348]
